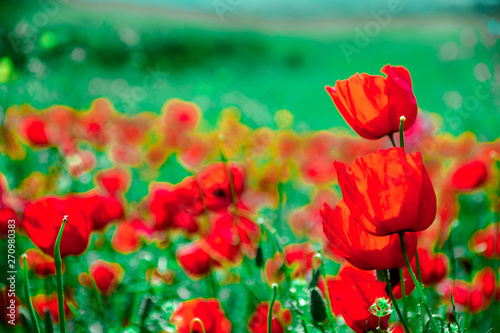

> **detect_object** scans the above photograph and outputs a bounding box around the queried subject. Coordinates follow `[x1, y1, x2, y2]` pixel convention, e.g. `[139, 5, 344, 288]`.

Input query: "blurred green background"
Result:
[0, 0, 499, 139]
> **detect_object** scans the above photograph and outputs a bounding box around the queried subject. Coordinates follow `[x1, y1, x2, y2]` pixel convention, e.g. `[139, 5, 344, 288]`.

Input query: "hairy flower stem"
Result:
[315, 254, 335, 332]
[382, 270, 410, 333]
[54, 216, 68, 333]
[399, 232, 440, 333]
[268, 284, 278, 333]
[400, 267, 408, 323]
[22, 254, 41, 333]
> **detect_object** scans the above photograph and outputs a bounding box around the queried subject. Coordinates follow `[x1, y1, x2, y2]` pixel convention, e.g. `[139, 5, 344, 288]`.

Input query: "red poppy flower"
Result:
[22, 197, 92, 258]
[197, 162, 244, 211]
[326, 64, 417, 140]
[440, 280, 486, 314]
[248, 301, 292, 333]
[111, 218, 153, 254]
[170, 298, 231, 333]
[318, 263, 391, 333]
[283, 243, 317, 279]
[322, 200, 417, 270]
[415, 247, 448, 286]
[82, 260, 124, 296]
[335, 147, 436, 236]
[149, 183, 200, 233]
[20, 115, 50, 146]
[32, 292, 72, 324]
[66, 193, 124, 231]
[473, 267, 496, 304]
[451, 160, 488, 190]
[264, 252, 285, 286]
[19, 248, 59, 278]
[470, 223, 499, 259]
[95, 167, 130, 196]
[177, 242, 213, 279]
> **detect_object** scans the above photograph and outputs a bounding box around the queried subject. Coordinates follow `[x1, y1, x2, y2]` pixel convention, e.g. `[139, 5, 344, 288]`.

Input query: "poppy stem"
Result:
[54, 216, 67, 333]
[399, 232, 440, 333]
[268, 283, 278, 333]
[399, 267, 408, 323]
[388, 133, 397, 148]
[315, 254, 335, 331]
[190, 318, 207, 333]
[21, 254, 42, 333]
[382, 269, 410, 333]
[399, 116, 406, 151]
[414, 251, 425, 333]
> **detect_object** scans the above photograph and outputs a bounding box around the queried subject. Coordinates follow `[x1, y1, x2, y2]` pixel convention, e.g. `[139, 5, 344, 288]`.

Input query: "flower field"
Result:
[1, 2, 500, 333]
[1, 61, 500, 332]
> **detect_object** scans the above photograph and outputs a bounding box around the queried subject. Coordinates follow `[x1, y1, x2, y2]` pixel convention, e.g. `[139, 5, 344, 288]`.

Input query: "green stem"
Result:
[54, 216, 67, 333]
[316, 254, 335, 332]
[268, 284, 278, 333]
[399, 267, 408, 323]
[382, 270, 410, 333]
[190, 318, 207, 333]
[415, 248, 425, 333]
[388, 133, 397, 148]
[399, 116, 406, 151]
[21, 255, 41, 333]
[399, 232, 440, 333]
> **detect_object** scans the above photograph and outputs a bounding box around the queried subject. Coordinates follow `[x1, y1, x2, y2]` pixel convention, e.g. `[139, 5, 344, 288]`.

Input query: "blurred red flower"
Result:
[335, 147, 436, 236]
[170, 298, 231, 333]
[32, 292, 72, 324]
[318, 263, 391, 333]
[451, 160, 488, 190]
[322, 200, 417, 270]
[20, 248, 59, 278]
[248, 301, 292, 333]
[197, 162, 244, 211]
[95, 167, 131, 196]
[326, 64, 417, 140]
[20, 115, 50, 146]
[22, 197, 92, 258]
[283, 243, 317, 279]
[470, 223, 499, 259]
[79, 260, 124, 296]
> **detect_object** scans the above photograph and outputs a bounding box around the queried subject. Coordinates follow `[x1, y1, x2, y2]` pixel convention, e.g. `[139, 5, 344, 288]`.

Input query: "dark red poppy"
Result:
[247, 301, 293, 333]
[318, 263, 391, 333]
[326, 64, 417, 140]
[335, 147, 436, 236]
[170, 298, 231, 333]
[451, 160, 488, 190]
[322, 200, 417, 270]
